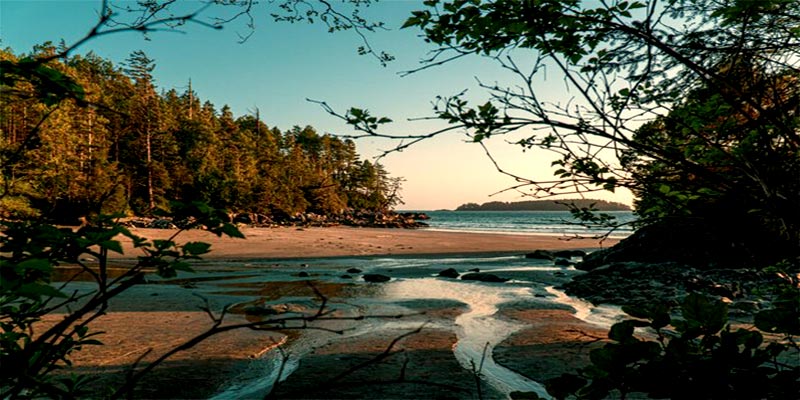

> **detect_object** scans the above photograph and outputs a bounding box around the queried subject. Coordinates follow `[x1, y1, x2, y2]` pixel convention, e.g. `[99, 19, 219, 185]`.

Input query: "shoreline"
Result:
[112, 226, 619, 261]
[46, 226, 620, 398]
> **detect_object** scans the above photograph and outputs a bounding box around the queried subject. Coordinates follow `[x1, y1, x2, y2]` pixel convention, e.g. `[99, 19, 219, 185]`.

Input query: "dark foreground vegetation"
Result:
[2, 0, 800, 398]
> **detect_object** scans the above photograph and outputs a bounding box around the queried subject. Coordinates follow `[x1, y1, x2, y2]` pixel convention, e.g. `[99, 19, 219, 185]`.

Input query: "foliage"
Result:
[0, 203, 243, 398]
[546, 284, 800, 399]
[0, 47, 402, 222]
[328, 0, 800, 247]
[625, 64, 800, 257]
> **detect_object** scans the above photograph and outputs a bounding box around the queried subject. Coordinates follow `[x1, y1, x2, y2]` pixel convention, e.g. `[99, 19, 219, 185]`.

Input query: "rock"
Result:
[363, 273, 391, 283]
[576, 219, 788, 271]
[150, 219, 177, 229]
[232, 213, 253, 224]
[468, 268, 481, 272]
[398, 212, 431, 220]
[554, 258, 572, 266]
[438, 268, 460, 278]
[297, 271, 309, 278]
[525, 250, 554, 260]
[554, 249, 586, 258]
[708, 282, 742, 299]
[243, 305, 280, 316]
[563, 262, 691, 306]
[346, 268, 363, 274]
[461, 273, 509, 283]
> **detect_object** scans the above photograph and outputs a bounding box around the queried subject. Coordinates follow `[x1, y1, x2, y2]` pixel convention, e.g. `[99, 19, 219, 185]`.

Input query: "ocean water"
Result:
[414, 210, 636, 238]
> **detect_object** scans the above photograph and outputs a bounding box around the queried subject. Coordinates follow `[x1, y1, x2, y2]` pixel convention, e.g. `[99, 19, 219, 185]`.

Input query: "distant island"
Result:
[455, 199, 631, 211]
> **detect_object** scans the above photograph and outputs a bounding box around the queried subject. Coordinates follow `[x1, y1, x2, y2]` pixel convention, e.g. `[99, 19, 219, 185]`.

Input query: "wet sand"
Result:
[43, 227, 618, 398]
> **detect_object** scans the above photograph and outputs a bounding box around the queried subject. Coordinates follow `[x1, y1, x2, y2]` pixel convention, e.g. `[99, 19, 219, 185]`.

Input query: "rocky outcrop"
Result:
[525, 250, 554, 260]
[121, 210, 431, 230]
[577, 219, 779, 271]
[562, 260, 790, 309]
[553, 250, 586, 258]
[461, 273, 509, 283]
[362, 273, 391, 283]
[438, 268, 460, 278]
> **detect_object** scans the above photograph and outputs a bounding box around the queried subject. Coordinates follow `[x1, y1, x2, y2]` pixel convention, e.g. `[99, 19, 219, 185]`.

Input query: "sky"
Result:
[1, 0, 634, 210]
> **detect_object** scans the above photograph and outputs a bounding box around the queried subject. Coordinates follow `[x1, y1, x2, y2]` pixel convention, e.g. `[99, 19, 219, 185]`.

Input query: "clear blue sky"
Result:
[1, 0, 633, 210]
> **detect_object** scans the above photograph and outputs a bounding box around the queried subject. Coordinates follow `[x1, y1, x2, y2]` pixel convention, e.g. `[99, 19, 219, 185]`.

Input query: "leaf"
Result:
[18, 283, 66, 299]
[214, 223, 244, 239]
[608, 321, 633, 341]
[99, 240, 124, 254]
[755, 308, 800, 335]
[153, 239, 175, 251]
[16, 258, 53, 272]
[170, 261, 195, 273]
[182, 241, 211, 256]
[609, 320, 643, 342]
[681, 293, 727, 333]
[545, 374, 587, 399]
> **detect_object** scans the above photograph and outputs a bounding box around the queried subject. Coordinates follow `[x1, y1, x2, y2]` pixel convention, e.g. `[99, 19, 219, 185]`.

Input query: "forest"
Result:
[0, 45, 402, 224]
[455, 199, 630, 212]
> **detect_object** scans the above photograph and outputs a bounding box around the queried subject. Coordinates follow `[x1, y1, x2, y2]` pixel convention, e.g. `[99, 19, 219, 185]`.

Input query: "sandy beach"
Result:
[113, 226, 618, 260]
[47, 227, 620, 399]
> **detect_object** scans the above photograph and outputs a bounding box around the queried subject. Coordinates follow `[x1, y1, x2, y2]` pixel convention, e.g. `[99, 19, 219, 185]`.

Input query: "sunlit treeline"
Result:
[0, 45, 401, 222]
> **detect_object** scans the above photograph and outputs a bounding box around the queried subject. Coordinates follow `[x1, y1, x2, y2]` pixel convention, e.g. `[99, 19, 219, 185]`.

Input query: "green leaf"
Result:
[681, 293, 727, 333]
[589, 346, 619, 371]
[16, 258, 53, 272]
[755, 308, 800, 335]
[214, 223, 244, 239]
[18, 283, 66, 299]
[100, 240, 124, 254]
[545, 374, 587, 400]
[153, 239, 175, 251]
[170, 261, 195, 273]
[182, 241, 211, 256]
[609, 320, 643, 342]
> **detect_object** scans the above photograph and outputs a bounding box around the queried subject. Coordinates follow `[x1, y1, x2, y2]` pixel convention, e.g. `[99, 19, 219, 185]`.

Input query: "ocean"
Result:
[414, 210, 636, 238]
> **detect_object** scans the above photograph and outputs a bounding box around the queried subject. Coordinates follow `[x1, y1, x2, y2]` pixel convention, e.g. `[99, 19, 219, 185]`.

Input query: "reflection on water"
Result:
[546, 286, 625, 327]
[212, 253, 619, 399]
[384, 278, 551, 399]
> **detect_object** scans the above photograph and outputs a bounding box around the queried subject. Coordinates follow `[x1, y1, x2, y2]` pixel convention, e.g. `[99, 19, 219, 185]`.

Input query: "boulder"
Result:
[554, 249, 586, 258]
[461, 273, 509, 283]
[554, 258, 573, 266]
[525, 250, 554, 260]
[243, 305, 280, 316]
[438, 268, 460, 278]
[363, 273, 391, 283]
[346, 268, 363, 274]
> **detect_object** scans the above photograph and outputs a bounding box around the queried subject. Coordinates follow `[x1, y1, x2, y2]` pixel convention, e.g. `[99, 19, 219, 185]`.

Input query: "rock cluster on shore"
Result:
[121, 210, 430, 230]
[561, 220, 798, 314]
